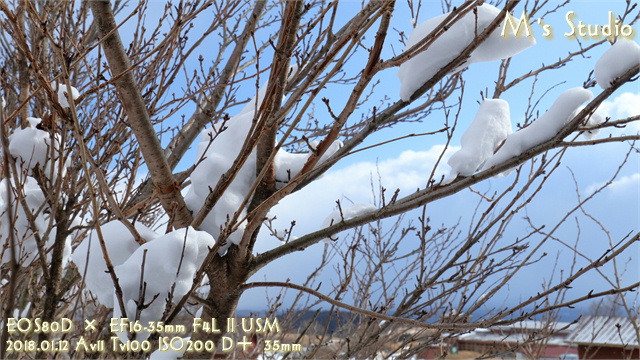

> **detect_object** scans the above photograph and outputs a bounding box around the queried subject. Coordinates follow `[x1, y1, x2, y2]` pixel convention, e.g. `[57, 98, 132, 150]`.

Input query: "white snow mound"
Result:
[71, 220, 160, 307]
[8, 117, 71, 181]
[595, 39, 640, 89]
[321, 203, 377, 244]
[185, 66, 340, 254]
[575, 105, 606, 141]
[398, 4, 536, 101]
[184, 91, 259, 253]
[112, 227, 215, 341]
[274, 139, 343, 186]
[0, 176, 72, 267]
[447, 99, 512, 180]
[9, 118, 51, 172]
[54, 83, 80, 108]
[482, 87, 593, 172]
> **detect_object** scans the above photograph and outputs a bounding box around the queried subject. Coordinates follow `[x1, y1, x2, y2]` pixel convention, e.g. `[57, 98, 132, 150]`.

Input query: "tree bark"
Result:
[185, 248, 251, 359]
[89, 0, 192, 229]
[244, 1, 303, 252]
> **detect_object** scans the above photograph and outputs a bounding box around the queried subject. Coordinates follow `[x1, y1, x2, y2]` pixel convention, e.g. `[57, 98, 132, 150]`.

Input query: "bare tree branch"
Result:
[89, 0, 192, 229]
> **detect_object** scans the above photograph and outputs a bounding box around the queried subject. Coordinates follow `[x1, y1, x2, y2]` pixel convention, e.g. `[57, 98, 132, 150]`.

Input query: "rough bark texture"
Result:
[89, 0, 192, 229]
[244, 1, 304, 250]
[186, 248, 251, 359]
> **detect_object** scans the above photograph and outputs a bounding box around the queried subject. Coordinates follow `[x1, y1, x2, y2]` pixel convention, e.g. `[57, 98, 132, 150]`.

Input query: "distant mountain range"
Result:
[235, 306, 587, 334]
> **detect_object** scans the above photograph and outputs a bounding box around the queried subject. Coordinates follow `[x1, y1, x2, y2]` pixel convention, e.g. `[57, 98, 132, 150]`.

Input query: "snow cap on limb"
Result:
[595, 39, 640, 90]
[71, 220, 160, 308]
[446, 98, 512, 181]
[53, 82, 80, 109]
[321, 202, 377, 244]
[112, 227, 215, 342]
[482, 87, 594, 174]
[398, 4, 536, 101]
[8, 117, 69, 181]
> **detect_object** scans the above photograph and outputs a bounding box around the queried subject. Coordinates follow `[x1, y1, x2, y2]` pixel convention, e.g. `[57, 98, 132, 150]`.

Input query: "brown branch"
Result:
[252, 63, 639, 272]
[363, 1, 393, 77]
[191, 2, 383, 232]
[0, 90, 19, 360]
[61, 70, 131, 321]
[347, 128, 449, 156]
[249, 2, 524, 266]
[295, 0, 522, 190]
[64, 77, 145, 244]
[558, 135, 640, 147]
[297, 1, 394, 176]
[237, 3, 393, 238]
[581, 114, 640, 130]
[15, 6, 29, 125]
[239, 281, 475, 330]
[166, 2, 385, 328]
[89, 0, 192, 229]
[378, 0, 479, 70]
[243, 0, 304, 253]
[499, 40, 606, 95]
[493, 232, 640, 324]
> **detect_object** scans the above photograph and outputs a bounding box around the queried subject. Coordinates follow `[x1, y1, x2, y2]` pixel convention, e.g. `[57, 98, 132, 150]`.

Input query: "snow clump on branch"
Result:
[595, 39, 640, 89]
[398, 4, 536, 101]
[0, 176, 72, 267]
[71, 220, 160, 308]
[274, 138, 343, 187]
[53, 83, 80, 109]
[321, 202, 378, 244]
[185, 74, 341, 255]
[112, 227, 215, 342]
[8, 117, 68, 180]
[481, 87, 594, 173]
[446, 99, 512, 181]
[575, 105, 606, 141]
[72, 221, 216, 335]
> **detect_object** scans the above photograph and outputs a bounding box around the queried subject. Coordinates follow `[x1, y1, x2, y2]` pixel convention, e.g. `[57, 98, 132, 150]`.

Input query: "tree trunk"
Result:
[185, 248, 250, 359]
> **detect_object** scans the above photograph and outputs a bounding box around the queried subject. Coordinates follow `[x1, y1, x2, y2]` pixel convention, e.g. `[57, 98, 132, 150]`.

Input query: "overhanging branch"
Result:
[251, 64, 639, 273]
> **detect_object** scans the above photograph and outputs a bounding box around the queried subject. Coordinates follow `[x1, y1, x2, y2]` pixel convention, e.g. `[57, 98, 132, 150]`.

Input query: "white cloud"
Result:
[584, 172, 640, 196]
[597, 92, 640, 131]
[246, 144, 454, 308]
[320, 145, 454, 201]
[598, 92, 640, 118]
[254, 144, 454, 251]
